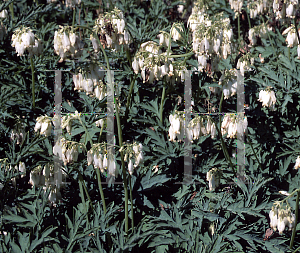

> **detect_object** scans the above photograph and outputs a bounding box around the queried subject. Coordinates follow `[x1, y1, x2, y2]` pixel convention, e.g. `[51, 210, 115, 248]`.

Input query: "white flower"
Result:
[157, 32, 169, 47]
[294, 156, 300, 169]
[93, 154, 100, 168]
[98, 154, 103, 171]
[132, 58, 139, 74]
[206, 168, 220, 191]
[95, 118, 104, 128]
[258, 89, 276, 110]
[128, 159, 134, 175]
[135, 152, 143, 167]
[19, 162, 26, 177]
[177, 5, 184, 13]
[87, 150, 93, 166]
[211, 123, 216, 139]
[108, 158, 116, 176]
[90, 35, 99, 52]
[193, 122, 200, 140]
[30, 171, 40, 186]
[43, 164, 50, 178]
[21, 30, 35, 48]
[0, 10, 8, 19]
[172, 116, 181, 134]
[71, 146, 78, 162]
[277, 210, 287, 235]
[34, 121, 42, 132]
[103, 154, 107, 169]
[117, 19, 125, 34]
[40, 119, 52, 137]
[69, 32, 76, 47]
[227, 121, 237, 138]
[171, 24, 182, 42]
[269, 208, 278, 230]
[286, 4, 295, 18]
[288, 213, 295, 231]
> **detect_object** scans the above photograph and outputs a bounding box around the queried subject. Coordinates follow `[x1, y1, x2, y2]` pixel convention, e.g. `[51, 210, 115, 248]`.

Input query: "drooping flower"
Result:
[294, 156, 300, 169]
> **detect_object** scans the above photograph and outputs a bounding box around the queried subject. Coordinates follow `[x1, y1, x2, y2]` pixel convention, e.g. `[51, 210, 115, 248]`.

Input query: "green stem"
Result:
[78, 116, 106, 213]
[30, 57, 35, 109]
[292, 246, 300, 253]
[159, 31, 172, 124]
[246, 7, 251, 30]
[72, 7, 76, 27]
[124, 48, 136, 120]
[209, 115, 236, 177]
[96, 168, 106, 214]
[9, 3, 14, 20]
[78, 174, 87, 211]
[129, 174, 134, 232]
[261, 15, 276, 56]
[125, 75, 136, 120]
[219, 90, 224, 131]
[238, 12, 241, 44]
[288, 47, 290, 60]
[96, 31, 129, 235]
[246, 134, 263, 171]
[160, 84, 166, 123]
[214, 90, 236, 177]
[166, 51, 194, 58]
[290, 189, 299, 249]
[78, 116, 93, 147]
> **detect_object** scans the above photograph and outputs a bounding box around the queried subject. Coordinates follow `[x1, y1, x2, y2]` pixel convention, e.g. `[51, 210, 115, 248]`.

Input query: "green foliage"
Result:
[1, 0, 300, 252]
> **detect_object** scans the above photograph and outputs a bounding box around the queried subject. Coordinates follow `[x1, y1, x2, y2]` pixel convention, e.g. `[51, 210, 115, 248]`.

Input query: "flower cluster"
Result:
[187, 115, 217, 141]
[236, 53, 254, 76]
[123, 142, 144, 175]
[273, 0, 299, 19]
[218, 69, 238, 99]
[188, 11, 233, 75]
[10, 120, 25, 145]
[65, 0, 81, 8]
[132, 23, 187, 85]
[53, 137, 80, 166]
[54, 26, 82, 62]
[73, 65, 106, 100]
[0, 160, 26, 188]
[30, 163, 67, 205]
[221, 114, 248, 138]
[283, 25, 300, 59]
[248, 23, 272, 46]
[206, 168, 222, 191]
[87, 143, 117, 176]
[11, 26, 43, 57]
[257, 87, 276, 111]
[269, 205, 295, 234]
[169, 112, 218, 143]
[90, 7, 131, 52]
[282, 25, 300, 58]
[229, 0, 243, 13]
[247, 0, 269, 19]
[168, 111, 185, 142]
[35, 115, 52, 137]
[294, 156, 300, 169]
